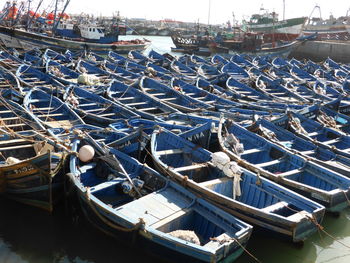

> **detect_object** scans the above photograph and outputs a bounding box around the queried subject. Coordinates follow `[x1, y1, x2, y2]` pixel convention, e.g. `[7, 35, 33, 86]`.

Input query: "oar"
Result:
[83, 132, 142, 197]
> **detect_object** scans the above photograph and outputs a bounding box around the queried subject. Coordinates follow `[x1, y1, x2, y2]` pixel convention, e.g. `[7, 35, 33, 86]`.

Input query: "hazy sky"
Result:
[21, 0, 350, 24]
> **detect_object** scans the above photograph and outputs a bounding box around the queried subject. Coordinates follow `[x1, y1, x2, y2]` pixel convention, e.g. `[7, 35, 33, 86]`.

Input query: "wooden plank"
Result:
[149, 209, 187, 229]
[0, 116, 21, 121]
[99, 113, 117, 117]
[84, 108, 101, 113]
[149, 93, 166, 96]
[256, 159, 281, 168]
[139, 107, 158, 112]
[90, 179, 124, 193]
[0, 109, 12, 114]
[116, 97, 135, 101]
[198, 177, 231, 188]
[79, 103, 97, 107]
[308, 131, 320, 137]
[261, 201, 288, 213]
[37, 113, 65, 118]
[0, 144, 33, 151]
[156, 149, 183, 156]
[173, 163, 208, 172]
[243, 148, 264, 155]
[300, 150, 315, 155]
[1, 123, 27, 128]
[278, 169, 301, 177]
[31, 107, 54, 111]
[161, 97, 176, 102]
[0, 138, 29, 146]
[323, 138, 340, 145]
[126, 102, 148, 107]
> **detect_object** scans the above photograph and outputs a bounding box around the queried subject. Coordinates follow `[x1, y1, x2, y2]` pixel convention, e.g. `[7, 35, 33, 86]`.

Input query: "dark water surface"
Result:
[1, 197, 350, 263]
[1, 36, 350, 263]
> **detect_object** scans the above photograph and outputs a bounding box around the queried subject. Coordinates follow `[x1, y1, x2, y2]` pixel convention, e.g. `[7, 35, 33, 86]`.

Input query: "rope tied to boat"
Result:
[210, 236, 261, 263]
[317, 111, 338, 129]
[343, 191, 350, 207]
[211, 152, 242, 199]
[289, 115, 308, 135]
[283, 202, 350, 249]
[255, 172, 262, 185]
[181, 175, 188, 187]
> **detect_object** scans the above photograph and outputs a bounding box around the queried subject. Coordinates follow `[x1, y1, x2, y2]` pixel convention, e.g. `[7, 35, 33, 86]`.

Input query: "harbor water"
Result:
[1, 36, 350, 263]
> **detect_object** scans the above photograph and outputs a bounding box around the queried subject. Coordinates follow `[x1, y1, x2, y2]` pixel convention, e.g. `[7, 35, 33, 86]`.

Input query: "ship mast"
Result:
[283, 0, 285, 21]
[208, 0, 211, 25]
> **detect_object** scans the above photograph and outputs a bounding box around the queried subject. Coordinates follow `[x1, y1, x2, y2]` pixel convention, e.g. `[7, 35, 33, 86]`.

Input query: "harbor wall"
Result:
[290, 40, 350, 63]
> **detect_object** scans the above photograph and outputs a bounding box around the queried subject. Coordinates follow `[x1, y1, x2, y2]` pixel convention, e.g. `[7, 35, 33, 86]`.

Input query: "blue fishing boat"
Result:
[220, 62, 249, 80]
[124, 60, 148, 74]
[324, 58, 350, 73]
[68, 134, 252, 263]
[104, 60, 141, 83]
[43, 48, 74, 65]
[290, 65, 318, 82]
[45, 59, 81, 85]
[0, 50, 24, 70]
[248, 118, 350, 177]
[191, 54, 209, 65]
[139, 77, 210, 112]
[0, 66, 22, 93]
[178, 55, 200, 71]
[63, 86, 139, 126]
[284, 81, 331, 103]
[128, 50, 149, 65]
[196, 77, 243, 101]
[271, 57, 292, 69]
[23, 88, 85, 129]
[211, 55, 229, 65]
[312, 81, 346, 101]
[84, 51, 106, 65]
[197, 64, 221, 79]
[170, 60, 198, 78]
[226, 77, 271, 102]
[148, 49, 171, 67]
[151, 125, 325, 242]
[145, 61, 174, 77]
[76, 59, 117, 85]
[219, 119, 350, 212]
[229, 54, 254, 68]
[109, 118, 195, 136]
[107, 51, 133, 66]
[0, 129, 67, 212]
[16, 64, 64, 88]
[106, 80, 178, 120]
[273, 111, 350, 159]
[255, 75, 308, 103]
[299, 104, 350, 134]
[171, 78, 239, 110]
[0, 89, 44, 132]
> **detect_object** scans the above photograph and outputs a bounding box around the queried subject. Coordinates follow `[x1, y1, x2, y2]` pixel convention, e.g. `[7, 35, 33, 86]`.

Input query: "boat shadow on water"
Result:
[0, 197, 158, 263]
[236, 208, 350, 263]
[1, 197, 349, 263]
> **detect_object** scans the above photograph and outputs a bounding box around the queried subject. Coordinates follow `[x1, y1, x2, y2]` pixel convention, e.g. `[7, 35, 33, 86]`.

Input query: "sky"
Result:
[7, 0, 350, 24]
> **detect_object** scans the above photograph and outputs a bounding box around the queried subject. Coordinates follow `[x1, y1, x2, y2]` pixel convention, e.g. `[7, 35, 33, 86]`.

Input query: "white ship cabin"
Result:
[79, 24, 105, 40]
[57, 21, 74, 30]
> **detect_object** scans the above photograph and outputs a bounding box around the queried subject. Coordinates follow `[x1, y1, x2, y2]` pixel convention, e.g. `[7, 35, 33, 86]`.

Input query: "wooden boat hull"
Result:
[0, 26, 150, 55]
[151, 127, 325, 242]
[0, 151, 65, 212]
[70, 180, 251, 263]
[68, 137, 252, 263]
[219, 119, 350, 213]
